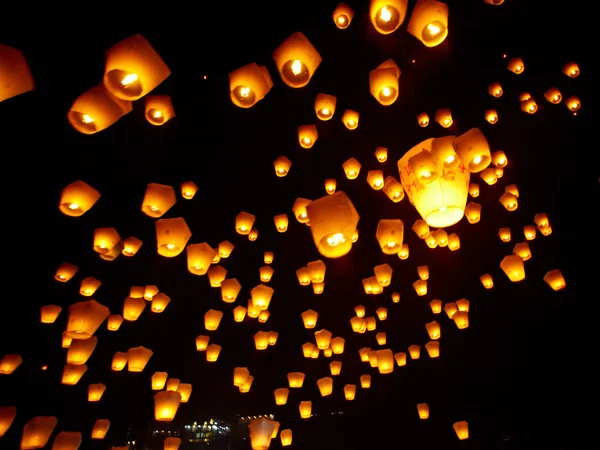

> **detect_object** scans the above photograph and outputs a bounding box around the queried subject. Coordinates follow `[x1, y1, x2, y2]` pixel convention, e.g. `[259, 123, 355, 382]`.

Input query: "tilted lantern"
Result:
[122, 236, 143, 256]
[374, 263, 393, 286]
[67, 336, 98, 365]
[142, 183, 176, 218]
[453, 421, 469, 440]
[155, 217, 191, 257]
[62, 363, 87, 385]
[367, 170, 385, 190]
[292, 198, 311, 223]
[305, 191, 360, 258]
[491, 150, 508, 167]
[59, 180, 101, 217]
[251, 284, 274, 310]
[488, 81, 503, 97]
[144, 95, 175, 125]
[0, 355, 22, 374]
[417, 112, 430, 126]
[375, 146, 388, 162]
[499, 192, 518, 211]
[425, 321, 441, 339]
[413, 279, 427, 296]
[369, 59, 401, 106]
[229, 62, 273, 108]
[93, 227, 121, 255]
[565, 95, 581, 112]
[178, 384, 192, 402]
[314, 93, 337, 120]
[0, 44, 34, 102]
[67, 83, 132, 134]
[544, 269, 566, 291]
[407, 0, 449, 47]
[272, 32, 322, 88]
[314, 329, 333, 349]
[521, 97, 538, 114]
[562, 61, 580, 78]
[248, 418, 276, 450]
[152, 372, 168, 390]
[429, 299, 442, 313]
[383, 176, 405, 202]
[369, 0, 408, 34]
[91, 419, 110, 439]
[273, 155, 292, 177]
[204, 309, 224, 331]
[20, 416, 58, 449]
[298, 124, 318, 149]
[55, 262, 78, 282]
[317, 377, 334, 396]
[164, 437, 182, 450]
[235, 211, 255, 235]
[333, 2, 355, 28]
[500, 255, 525, 282]
[485, 109, 498, 124]
[79, 276, 101, 296]
[480, 273, 494, 289]
[435, 108, 453, 127]
[66, 299, 110, 339]
[452, 127, 492, 173]
[41, 305, 62, 323]
[376, 219, 404, 254]
[103, 34, 170, 101]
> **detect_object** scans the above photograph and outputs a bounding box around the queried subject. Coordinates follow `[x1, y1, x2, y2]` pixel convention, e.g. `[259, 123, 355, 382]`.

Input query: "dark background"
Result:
[0, 1, 592, 449]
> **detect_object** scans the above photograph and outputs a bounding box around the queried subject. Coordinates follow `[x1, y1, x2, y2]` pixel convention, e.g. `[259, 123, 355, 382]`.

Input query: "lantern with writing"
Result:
[229, 63, 273, 108]
[369, 59, 401, 106]
[407, 0, 449, 47]
[67, 84, 132, 134]
[369, 0, 408, 34]
[272, 32, 321, 88]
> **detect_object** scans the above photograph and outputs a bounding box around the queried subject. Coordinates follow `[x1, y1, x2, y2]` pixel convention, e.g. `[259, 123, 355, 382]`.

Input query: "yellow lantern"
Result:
[521, 98, 538, 114]
[235, 211, 255, 235]
[513, 242, 532, 261]
[465, 202, 482, 223]
[376, 219, 404, 254]
[425, 340, 440, 357]
[272, 32, 322, 88]
[413, 279, 428, 296]
[62, 332, 73, 348]
[151, 372, 168, 390]
[154, 391, 181, 422]
[519, 92, 531, 102]
[164, 437, 182, 450]
[448, 232, 460, 250]
[59, 180, 101, 217]
[229, 62, 273, 108]
[142, 183, 176, 218]
[429, 299, 442, 313]
[491, 150, 508, 167]
[233, 367, 251, 388]
[302, 342, 315, 358]
[299, 401, 312, 419]
[508, 57, 524, 74]
[151, 293, 170, 313]
[20, 416, 58, 449]
[67, 336, 98, 365]
[221, 279, 241, 303]
[259, 265, 274, 282]
[408, 344, 421, 359]
[274, 387, 289, 405]
[565, 95, 581, 112]
[360, 374, 372, 388]
[262, 251, 274, 265]
[329, 361, 343, 376]
[375, 146, 388, 162]
[342, 157, 361, 179]
[534, 213, 550, 228]
[467, 183, 480, 198]
[369, 0, 408, 34]
[376, 349, 395, 374]
[121, 236, 142, 256]
[317, 377, 334, 396]
[501, 255, 525, 282]
[248, 418, 276, 450]
[273, 155, 292, 177]
[144, 95, 175, 126]
[383, 176, 405, 202]
[432, 228, 448, 246]
[434, 108, 453, 127]
[324, 178, 337, 194]
[62, 363, 87, 385]
[452, 127, 492, 172]
[399, 138, 470, 227]
[292, 198, 311, 224]
[485, 109, 498, 124]
[250, 284, 274, 310]
[314, 329, 333, 349]
[523, 225, 536, 241]
[301, 309, 319, 329]
[305, 191, 360, 258]
[205, 344, 221, 362]
[407, 0, 449, 47]
[88, 383, 106, 402]
[55, 262, 78, 282]
[66, 299, 110, 339]
[298, 124, 318, 149]
[376, 332, 387, 345]
[480, 273, 494, 289]
[314, 93, 337, 120]
[91, 419, 110, 440]
[480, 167, 497, 185]
[0, 355, 22, 374]
[456, 298, 470, 312]
[307, 259, 326, 282]
[398, 244, 409, 260]
[562, 61, 580, 78]
[0, 44, 34, 102]
[376, 308, 388, 321]
[248, 228, 258, 241]
[288, 372, 305, 388]
[78, 276, 101, 296]
[93, 227, 121, 255]
[274, 214, 289, 232]
[369, 59, 401, 106]
[40, 305, 62, 324]
[417, 265, 429, 280]
[374, 263, 393, 286]
[332, 2, 355, 28]
[103, 34, 170, 101]
[123, 296, 146, 321]
[127, 346, 153, 372]
[155, 217, 191, 257]
[367, 170, 385, 190]
[342, 384, 356, 401]
[280, 429, 293, 447]
[544, 87, 562, 104]
[204, 309, 224, 331]
[186, 242, 217, 275]
[331, 337, 345, 354]
[499, 192, 518, 211]
[488, 81, 503, 97]
[67, 83, 132, 134]
[342, 109, 360, 129]
[144, 285, 159, 300]
[544, 269, 566, 291]
[453, 421, 469, 440]
[417, 403, 430, 419]
[180, 181, 198, 199]
[395, 351, 407, 366]
[417, 112, 430, 126]
[231, 306, 246, 323]
[498, 227, 511, 242]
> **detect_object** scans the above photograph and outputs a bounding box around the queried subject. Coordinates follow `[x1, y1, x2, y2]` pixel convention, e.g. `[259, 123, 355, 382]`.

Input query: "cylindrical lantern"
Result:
[229, 62, 273, 108]
[407, 0, 449, 47]
[369, 0, 409, 34]
[369, 59, 401, 105]
[67, 83, 132, 134]
[272, 32, 322, 88]
[155, 217, 192, 257]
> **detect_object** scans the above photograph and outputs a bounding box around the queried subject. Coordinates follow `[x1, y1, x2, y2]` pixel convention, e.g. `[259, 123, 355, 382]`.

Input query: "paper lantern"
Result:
[425, 321, 441, 339]
[314, 329, 332, 349]
[104, 34, 170, 101]
[369, 59, 401, 105]
[186, 242, 216, 275]
[229, 62, 273, 108]
[305, 191, 360, 258]
[425, 340, 440, 357]
[54, 262, 78, 282]
[248, 418, 276, 449]
[333, 2, 354, 28]
[376, 332, 387, 345]
[307, 260, 326, 282]
[413, 279, 427, 296]
[417, 112, 430, 126]
[121, 236, 142, 256]
[272, 32, 321, 88]
[280, 428, 292, 446]
[330, 337, 345, 354]
[0, 355, 22, 374]
[499, 192, 518, 211]
[544, 87, 562, 104]
[141, 183, 176, 218]
[112, 353, 128, 371]
[314, 93, 337, 120]
[235, 211, 255, 235]
[177, 384, 192, 402]
[324, 178, 337, 194]
[66, 299, 110, 339]
[58, 180, 101, 217]
[434, 108, 453, 127]
[565, 95, 581, 112]
[369, 0, 408, 34]
[62, 363, 87, 385]
[0, 44, 34, 102]
[155, 217, 191, 257]
[67, 336, 98, 365]
[299, 401, 312, 419]
[154, 391, 181, 422]
[465, 202, 481, 223]
[204, 309, 224, 331]
[507, 57, 524, 74]
[248, 229, 258, 241]
[360, 374, 372, 388]
[500, 255, 525, 282]
[521, 98, 538, 113]
[91, 419, 110, 440]
[376, 219, 404, 254]
[152, 372, 168, 390]
[144, 95, 175, 125]
[250, 284, 274, 310]
[488, 81, 503, 97]
[407, 0, 449, 47]
[20, 416, 57, 450]
[164, 437, 182, 450]
[298, 124, 318, 149]
[376, 349, 395, 374]
[40, 305, 62, 324]
[374, 146, 388, 162]
[151, 293, 171, 313]
[562, 61, 580, 78]
[383, 176, 404, 202]
[342, 157, 361, 179]
[398, 137, 470, 228]
[544, 269, 566, 291]
[92, 227, 121, 255]
[268, 332, 278, 345]
[68, 83, 132, 134]
[485, 109, 498, 124]
[367, 170, 385, 190]
[88, 383, 106, 402]
[452, 127, 492, 172]
[480, 273, 494, 289]
[181, 181, 198, 199]
[287, 372, 305, 388]
[374, 264, 393, 286]
[317, 377, 333, 396]
[453, 421, 469, 440]
[259, 265, 274, 282]
[273, 155, 292, 177]
[144, 285, 159, 300]
[301, 309, 319, 329]
[341, 109, 359, 129]
[127, 346, 153, 372]
[274, 214, 289, 232]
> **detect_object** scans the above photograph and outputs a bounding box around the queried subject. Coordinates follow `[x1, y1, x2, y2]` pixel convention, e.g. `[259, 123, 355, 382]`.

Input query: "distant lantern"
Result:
[272, 32, 322, 88]
[181, 181, 198, 199]
[259, 265, 274, 283]
[178, 384, 192, 403]
[0, 355, 22, 374]
[488, 81, 503, 97]
[453, 127, 492, 172]
[485, 109, 498, 124]
[164, 437, 182, 450]
[67, 83, 132, 134]
[66, 299, 110, 339]
[521, 97, 538, 114]
[104, 34, 170, 101]
[307, 259, 326, 282]
[376, 332, 387, 345]
[235, 211, 256, 235]
[62, 363, 87, 385]
[376, 219, 404, 254]
[248, 229, 258, 241]
[206, 344, 222, 362]
[88, 383, 107, 402]
[369, 0, 408, 34]
[127, 346, 153, 372]
[151, 293, 171, 313]
[417, 265, 429, 280]
[417, 403, 430, 419]
[383, 176, 405, 202]
[342, 157, 361, 179]
[392, 292, 401, 302]
[253, 332, 269, 350]
[314, 93, 337, 120]
[229, 62, 273, 108]
[154, 391, 181, 422]
[91, 419, 110, 440]
[155, 217, 191, 257]
[480, 273, 494, 289]
[186, 242, 216, 275]
[0, 44, 34, 102]
[324, 179, 337, 194]
[195, 335, 210, 352]
[59, 180, 101, 217]
[367, 170, 385, 190]
[453, 421, 469, 440]
[523, 225, 536, 241]
[333, 2, 355, 28]
[55, 262, 78, 282]
[417, 112, 430, 127]
[299, 401, 312, 419]
[306, 191, 360, 258]
[484, 0, 504, 4]
[142, 183, 176, 218]
[432, 228, 448, 246]
[465, 202, 482, 223]
[375, 146, 388, 163]
[122, 236, 143, 256]
[218, 240, 234, 258]
[369, 59, 401, 106]
[288, 372, 305, 388]
[344, 384, 357, 400]
[562, 61, 580, 78]
[40, 305, 62, 324]
[67, 336, 98, 365]
[314, 329, 333, 350]
[398, 137, 470, 228]
[273, 155, 292, 177]
[501, 255, 525, 282]
[166, 379, 180, 392]
[298, 124, 318, 149]
[376, 349, 395, 374]
[407, 0, 449, 47]
[413, 279, 427, 296]
[342, 109, 360, 129]
[144, 95, 175, 125]
[20, 416, 58, 449]
[281, 428, 293, 446]
[507, 57, 524, 74]
[434, 108, 452, 127]
[544, 87, 562, 104]
[544, 269, 566, 291]
[565, 95, 581, 112]
[204, 309, 224, 331]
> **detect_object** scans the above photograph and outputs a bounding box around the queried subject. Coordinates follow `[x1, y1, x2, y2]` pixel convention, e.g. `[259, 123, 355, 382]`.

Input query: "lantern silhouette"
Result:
[154, 391, 181, 422]
[20, 416, 57, 450]
[317, 377, 333, 396]
[273, 155, 292, 177]
[59, 180, 101, 217]
[395, 352, 407, 366]
[62, 363, 87, 385]
[417, 403, 430, 419]
[180, 181, 198, 199]
[66, 299, 110, 339]
[144, 95, 175, 126]
[152, 372, 168, 390]
[151, 293, 170, 313]
[376, 219, 404, 254]
[485, 109, 498, 124]
[341, 109, 359, 129]
[306, 191, 360, 258]
[103, 34, 170, 101]
[508, 57, 524, 74]
[314, 93, 337, 120]
[343, 157, 361, 179]
[272, 32, 322, 88]
[453, 421, 469, 439]
[156, 217, 191, 257]
[164, 437, 182, 450]
[369, 59, 401, 105]
[480, 273, 494, 289]
[408, 0, 449, 46]
[299, 401, 312, 419]
[0, 406, 16, 438]
[0, 355, 22, 374]
[360, 374, 372, 388]
[229, 62, 273, 108]
[67, 83, 132, 134]
[67, 336, 98, 365]
[544, 269, 566, 291]
[563, 61, 580, 78]
[288, 372, 305, 388]
[248, 418, 276, 450]
[178, 384, 192, 402]
[370, 0, 408, 34]
[127, 346, 153, 372]
[55, 262, 78, 282]
[186, 243, 216, 276]
[298, 124, 318, 149]
[40, 305, 62, 324]
[91, 419, 110, 439]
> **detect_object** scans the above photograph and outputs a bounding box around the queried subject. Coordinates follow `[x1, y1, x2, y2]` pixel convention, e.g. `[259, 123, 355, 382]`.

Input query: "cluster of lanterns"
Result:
[0, 0, 577, 449]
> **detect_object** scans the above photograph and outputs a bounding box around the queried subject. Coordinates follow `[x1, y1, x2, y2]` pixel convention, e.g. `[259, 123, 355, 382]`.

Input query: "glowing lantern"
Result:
[331, 337, 345, 354]
[206, 267, 226, 289]
[20, 416, 57, 449]
[367, 170, 385, 190]
[301, 310, 319, 329]
[77, 277, 100, 297]
[67, 83, 132, 134]
[206, 344, 222, 362]
[534, 213, 550, 228]
[66, 299, 110, 339]
[151, 293, 170, 313]
[307, 260, 326, 282]
[316, 377, 333, 397]
[375, 349, 394, 374]
[260, 253, 273, 266]
[413, 279, 428, 296]
[499, 192, 518, 211]
[456, 298, 470, 312]
[342, 157, 361, 179]
[487, 82, 503, 99]
[453, 127, 492, 172]
[122, 296, 146, 321]
[229, 62, 273, 108]
[374, 264, 393, 286]
[375, 308, 388, 322]
[258, 308, 270, 322]
[178, 384, 192, 402]
[416, 112, 430, 127]
[164, 437, 182, 450]
[424, 321, 440, 341]
[508, 57, 524, 74]
[425, 340, 440, 357]
[544, 86, 562, 104]
[519, 92, 531, 102]
[151, 372, 168, 390]
[204, 309, 224, 331]
[369, 59, 401, 105]
[408, 344, 421, 359]
[521, 97, 538, 114]
[180, 181, 198, 199]
[141, 183, 175, 218]
[398, 138, 470, 228]
[392, 292, 401, 303]
[394, 352, 407, 367]
[280, 429, 293, 446]
[314, 329, 333, 350]
[248, 284, 272, 310]
[298, 124, 318, 149]
[120, 236, 142, 256]
[166, 379, 180, 392]
[87, 383, 106, 402]
[544, 269, 566, 291]
[314, 93, 337, 120]
[397, 244, 409, 260]
[523, 225, 536, 241]
[360, 374, 372, 388]
[144, 285, 159, 300]
[465, 202, 482, 223]
[248, 418, 275, 450]
[155, 217, 191, 257]
[0, 44, 33, 102]
[333, 2, 355, 29]
[232, 367, 251, 388]
[429, 299, 442, 313]
[257, 266, 274, 283]
[143, 95, 174, 126]
[501, 255, 525, 282]
[154, 391, 181, 422]
[91, 419, 110, 440]
[342, 109, 359, 129]
[272, 387, 290, 406]
[374, 146, 388, 163]
[513, 242, 531, 261]
[352, 230, 359, 242]
[417, 265, 429, 280]
[376, 332, 387, 345]
[505, 184, 519, 196]
[424, 234, 437, 248]
[62, 363, 87, 385]
[248, 229, 258, 241]
[480, 168, 497, 185]
[433, 228, 448, 246]
[417, 403, 430, 419]
[0, 355, 22, 375]
[55, 262, 78, 282]
[491, 150, 508, 168]
[305, 191, 360, 258]
[247, 301, 260, 319]
[376, 219, 404, 254]
[67, 336, 98, 365]
[62, 333, 73, 348]
[480, 273, 494, 289]
[103, 34, 170, 101]
[370, 0, 408, 34]
[127, 346, 153, 372]
[274, 214, 289, 232]
[59, 180, 101, 217]
[497, 227, 511, 242]
[565, 95, 581, 112]
[110, 353, 127, 370]
[186, 242, 216, 276]
[384, 176, 407, 201]
[408, 0, 449, 46]
[288, 372, 305, 388]
[93, 227, 120, 255]
[234, 211, 255, 235]
[272, 32, 321, 88]
[40, 305, 62, 324]
[447, 233, 460, 250]
[299, 401, 312, 419]
[434, 108, 453, 128]
[563, 61, 580, 78]
[273, 155, 292, 177]
[453, 421, 469, 440]
[485, 109, 498, 124]
[324, 179, 337, 194]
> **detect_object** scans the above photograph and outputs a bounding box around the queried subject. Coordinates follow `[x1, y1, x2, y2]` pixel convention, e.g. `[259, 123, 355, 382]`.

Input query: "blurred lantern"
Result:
[0, 355, 22, 374]
[206, 344, 221, 362]
[40, 305, 62, 324]
[292, 198, 311, 224]
[88, 383, 106, 402]
[444, 302, 458, 318]
[341, 109, 359, 129]
[298, 124, 318, 149]
[234, 367, 250, 387]
[521, 97, 538, 114]
[67, 336, 98, 365]
[369, 0, 408, 34]
[67, 83, 132, 134]
[342, 157, 361, 179]
[66, 299, 110, 339]
[448, 233, 460, 250]
[248, 228, 258, 241]
[240, 376, 254, 393]
[62, 333, 73, 348]
[248, 418, 276, 449]
[429, 299, 442, 313]
[425, 340, 440, 357]
[142, 183, 176, 218]
[229, 63, 273, 108]
[453, 127, 492, 172]
[480, 167, 497, 185]
[485, 109, 498, 124]
[195, 335, 210, 351]
[544, 87, 562, 104]
[333, 2, 354, 28]
[513, 242, 532, 261]
[62, 363, 87, 385]
[395, 352, 407, 366]
[154, 391, 181, 422]
[434, 108, 453, 127]
[269, 332, 279, 345]
[287, 372, 305, 388]
[164, 437, 182, 450]
[144, 95, 175, 125]
[299, 401, 312, 419]
[273, 155, 292, 177]
[491, 150, 508, 167]
[456, 298, 470, 312]
[499, 192, 518, 211]
[91, 419, 110, 440]
[187, 243, 217, 275]
[127, 346, 153, 372]
[0, 44, 34, 102]
[314, 93, 337, 120]
[392, 292, 401, 303]
[369, 59, 401, 105]
[376, 308, 388, 321]
[20, 416, 57, 449]
[453, 421, 469, 440]
[155, 217, 191, 257]
[144, 285, 159, 300]
[55, 262, 78, 282]
[426, 321, 441, 339]
[325, 178, 337, 194]
[562, 61, 580, 78]
[375, 146, 388, 162]
[480, 273, 494, 289]
[272, 32, 321, 88]
[166, 378, 180, 391]
[59, 180, 101, 217]
[180, 181, 198, 199]
[524, 225, 537, 240]
[408, 0, 449, 46]
[151, 293, 171, 313]
[274, 214, 289, 232]
[307, 259, 326, 282]
[122, 236, 143, 256]
[376, 219, 404, 254]
[367, 170, 385, 190]
[360, 374, 372, 388]
[177, 384, 192, 403]
[488, 81, 503, 97]
[344, 384, 357, 400]
[544, 269, 566, 291]
[93, 227, 121, 255]
[383, 175, 405, 201]
[247, 301, 260, 319]
[507, 57, 524, 74]
[417, 403, 430, 419]
[152, 372, 168, 390]
[413, 279, 428, 296]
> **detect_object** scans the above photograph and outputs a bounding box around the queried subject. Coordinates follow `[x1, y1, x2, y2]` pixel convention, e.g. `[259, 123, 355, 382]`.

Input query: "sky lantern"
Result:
[40, 305, 62, 324]
[299, 401, 312, 419]
[488, 81, 503, 97]
[144, 95, 175, 125]
[360, 374, 372, 388]
[55, 262, 78, 282]
[333, 2, 354, 28]
[229, 62, 273, 108]
[204, 309, 224, 331]
[341, 109, 360, 129]
[144, 285, 159, 300]
[480, 273, 494, 289]
[166, 378, 180, 391]
[52, 430, 82, 446]
[164, 437, 182, 450]
[58, 180, 101, 216]
[325, 179, 337, 194]
[67, 83, 132, 134]
[180, 181, 198, 199]
[342, 157, 361, 179]
[287, 372, 305, 388]
[235, 211, 255, 235]
[376, 332, 387, 345]
[233, 367, 250, 387]
[369, 59, 401, 105]
[367, 170, 385, 190]
[376, 219, 404, 254]
[501, 255, 525, 281]
[103, 34, 170, 101]
[344, 384, 357, 400]
[280, 429, 292, 446]
[329, 360, 342, 375]
[61, 363, 87, 385]
[395, 352, 407, 366]
[513, 242, 531, 261]
[65, 299, 110, 339]
[123, 296, 146, 321]
[562, 61, 580, 78]
[141, 183, 176, 218]
[408, 344, 421, 359]
[186, 243, 216, 275]
[264, 251, 274, 264]
[407, 0, 449, 47]
[122, 236, 143, 256]
[376, 349, 395, 373]
[412, 220, 430, 238]
[301, 309, 319, 329]
[151, 372, 168, 391]
[67, 336, 98, 365]
[155, 217, 191, 257]
[507, 57, 525, 74]
[374, 263, 393, 286]
[480, 167, 497, 185]
[0, 355, 22, 374]
[88, 383, 106, 402]
[248, 229, 258, 241]
[425, 321, 441, 339]
[413, 279, 427, 296]
[453, 421, 469, 440]
[20, 416, 57, 449]
[250, 284, 274, 310]
[374, 146, 388, 162]
[0, 44, 34, 102]
[425, 340, 440, 357]
[273, 155, 292, 177]
[417, 112, 430, 126]
[79, 276, 101, 296]
[91, 419, 110, 440]
[259, 265, 274, 282]
[274, 387, 289, 405]
[465, 202, 482, 223]
[485, 109, 498, 124]
[429, 299, 442, 313]
[314, 329, 332, 349]
[127, 346, 153, 372]
[248, 418, 276, 449]
[272, 32, 322, 88]
[435, 108, 453, 127]
[417, 403, 430, 419]
[317, 377, 333, 396]
[330, 337, 345, 354]
[305, 191, 360, 258]
[150, 293, 171, 313]
[565, 95, 581, 112]
[154, 391, 181, 422]
[383, 176, 404, 202]
[298, 124, 318, 149]
[93, 227, 121, 255]
[369, 0, 408, 34]
[544, 87, 563, 104]
[255, 331, 270, 350]
[521, 97, 538, 114]
[534, 213, 551, 229]
[178, 383, 192, 402]
[453, 127, 492, 172]
[274, 214, 289, 232]
[314, 93, 337, 120]
[544, 269, 566, 291]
